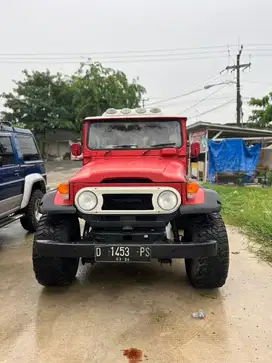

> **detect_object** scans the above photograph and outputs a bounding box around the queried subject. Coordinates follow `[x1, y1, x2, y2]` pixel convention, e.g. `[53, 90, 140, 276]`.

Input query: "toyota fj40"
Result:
[33, 108, 229, 288]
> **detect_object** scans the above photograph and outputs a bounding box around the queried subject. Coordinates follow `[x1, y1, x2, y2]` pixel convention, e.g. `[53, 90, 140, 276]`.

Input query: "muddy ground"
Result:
[0, 161, 271, 363]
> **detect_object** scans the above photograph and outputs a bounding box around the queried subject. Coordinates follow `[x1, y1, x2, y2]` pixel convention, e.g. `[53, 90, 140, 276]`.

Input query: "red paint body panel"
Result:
[185, 187, 205, 205]
[54, 191, 71, 205]
[70, 157, 187, 184]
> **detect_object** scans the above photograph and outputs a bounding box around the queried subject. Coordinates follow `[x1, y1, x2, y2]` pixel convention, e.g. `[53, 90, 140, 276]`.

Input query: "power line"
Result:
[0, 44, 241, 57]
[147, 87, 208, 106]
[0, 52, 270, 65]
[0, 55, 230, 64]
[146, 95, 251, 107]
[180, 84, 230, 113]
[0, 49, 232, 59]
[0, 43, 271, 57]
[147, 72, 224, 107]
[187, 99, 235, 118]
[243, 80, 272, 86]
[0, 47, 271, 65]
[243, 43, 272, 47]
[0, 50, 269, 62]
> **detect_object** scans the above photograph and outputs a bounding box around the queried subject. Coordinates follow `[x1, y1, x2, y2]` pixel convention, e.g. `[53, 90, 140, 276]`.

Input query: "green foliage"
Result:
[248, 93, 272, 129]
[204, 184, 272, 262]
[1, 62, 146, 135]
[1, 70, 74, 133]
[69, 62, 145, 133]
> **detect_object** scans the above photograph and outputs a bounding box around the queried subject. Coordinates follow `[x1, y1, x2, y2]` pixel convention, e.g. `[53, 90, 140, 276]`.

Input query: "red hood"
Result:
[71, 157, 187, 183]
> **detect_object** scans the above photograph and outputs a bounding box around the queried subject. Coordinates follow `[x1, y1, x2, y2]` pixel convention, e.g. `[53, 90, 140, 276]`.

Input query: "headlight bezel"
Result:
[75, 190, 98, 213]
[157, 190, 179, 211]
[74, 186, 181, 215]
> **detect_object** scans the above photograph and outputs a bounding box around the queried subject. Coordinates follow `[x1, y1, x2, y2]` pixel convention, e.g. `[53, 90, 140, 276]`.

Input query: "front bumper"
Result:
[35, 239, 217, 259]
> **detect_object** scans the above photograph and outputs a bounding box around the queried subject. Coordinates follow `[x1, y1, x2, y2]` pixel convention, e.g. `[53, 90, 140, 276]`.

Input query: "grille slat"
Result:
[102, 193, 153, 211]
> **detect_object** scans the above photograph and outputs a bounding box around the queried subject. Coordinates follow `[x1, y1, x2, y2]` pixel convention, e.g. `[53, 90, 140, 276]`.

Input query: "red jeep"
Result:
[33, 108, 229, 288]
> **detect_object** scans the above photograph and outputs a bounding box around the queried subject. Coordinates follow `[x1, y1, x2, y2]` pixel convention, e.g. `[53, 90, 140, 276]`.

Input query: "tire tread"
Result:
[20, 189, 44, 232]
[33, 215, 80, 286]
[185, 213, 229, 289]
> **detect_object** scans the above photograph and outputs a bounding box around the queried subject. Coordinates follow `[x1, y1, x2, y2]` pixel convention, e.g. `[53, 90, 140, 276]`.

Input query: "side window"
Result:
[17, 134, 41, 161]
[0, 136, 15, 166]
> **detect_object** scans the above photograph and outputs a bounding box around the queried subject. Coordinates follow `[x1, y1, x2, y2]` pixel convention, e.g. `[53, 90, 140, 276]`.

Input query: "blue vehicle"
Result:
[0, 121, 47, 232]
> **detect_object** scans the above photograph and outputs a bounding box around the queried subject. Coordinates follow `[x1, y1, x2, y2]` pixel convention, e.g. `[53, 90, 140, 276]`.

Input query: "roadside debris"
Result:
[191, 310, 206, 319]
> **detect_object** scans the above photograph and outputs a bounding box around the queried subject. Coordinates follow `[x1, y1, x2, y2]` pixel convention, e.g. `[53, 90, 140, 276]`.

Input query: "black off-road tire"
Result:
[32, 215, 80, 287]
[185, 213, 229, 289]
[20, 189, 44, 233]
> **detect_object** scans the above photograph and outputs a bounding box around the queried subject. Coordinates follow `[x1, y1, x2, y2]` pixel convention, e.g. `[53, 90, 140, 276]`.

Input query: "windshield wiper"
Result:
[104, 144, 138, 156]
[142, 142, 177, 155]
[104, 149, 113, 156]
[107, 144, 138, 148]
[150, 142, 177, 148]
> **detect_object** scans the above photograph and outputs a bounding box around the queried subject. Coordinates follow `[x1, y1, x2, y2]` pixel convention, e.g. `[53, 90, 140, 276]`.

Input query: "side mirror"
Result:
[71, 143, 82, 157]
[190, 142, 201, 159]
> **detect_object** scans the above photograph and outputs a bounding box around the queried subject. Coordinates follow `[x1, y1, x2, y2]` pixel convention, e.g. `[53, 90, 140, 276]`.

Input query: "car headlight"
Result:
[157, 190, 178, 211]
[76, 191, 98, 212]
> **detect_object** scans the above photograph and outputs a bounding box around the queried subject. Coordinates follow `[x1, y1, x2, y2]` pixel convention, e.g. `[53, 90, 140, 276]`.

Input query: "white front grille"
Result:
[74, 186, 181, 215]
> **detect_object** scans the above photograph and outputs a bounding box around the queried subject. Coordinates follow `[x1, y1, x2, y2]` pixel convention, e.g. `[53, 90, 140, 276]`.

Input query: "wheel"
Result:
[32, 215, 80, 287]
[184, 213, 229, 289]
[20, 189, 44, 233]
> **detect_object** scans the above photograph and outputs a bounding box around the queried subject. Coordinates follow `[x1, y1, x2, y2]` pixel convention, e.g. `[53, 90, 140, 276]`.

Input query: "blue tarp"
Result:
[208, 139, 262, 183]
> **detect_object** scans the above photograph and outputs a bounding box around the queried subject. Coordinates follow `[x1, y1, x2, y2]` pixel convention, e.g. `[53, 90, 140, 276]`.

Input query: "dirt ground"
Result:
[0, 161, 271, 363]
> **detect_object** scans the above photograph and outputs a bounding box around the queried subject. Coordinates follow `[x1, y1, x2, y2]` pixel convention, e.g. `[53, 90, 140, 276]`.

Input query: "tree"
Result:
[1, 70, 74, 132]
[1, 70, 75, 154]
[69, 62, 146, 133]
[248, 93, 272, 129]
[1, 62, 146, 137]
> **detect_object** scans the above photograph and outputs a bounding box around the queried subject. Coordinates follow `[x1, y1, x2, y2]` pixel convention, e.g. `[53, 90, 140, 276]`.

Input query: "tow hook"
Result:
[158, 259, 172, 266]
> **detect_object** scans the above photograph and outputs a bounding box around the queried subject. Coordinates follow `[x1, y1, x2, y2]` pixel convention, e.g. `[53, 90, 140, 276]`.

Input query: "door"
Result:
[16, 133, 46, 179]
[0, 134, 24, 218]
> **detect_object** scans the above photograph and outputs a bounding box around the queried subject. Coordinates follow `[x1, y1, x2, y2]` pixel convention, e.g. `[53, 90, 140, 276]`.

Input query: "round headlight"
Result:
[77, 191, 97, 211]
[157, 191, 178, 211]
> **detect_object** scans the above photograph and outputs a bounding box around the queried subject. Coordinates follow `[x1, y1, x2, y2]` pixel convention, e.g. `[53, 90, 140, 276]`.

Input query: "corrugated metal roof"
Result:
[187, 121, 272, 136]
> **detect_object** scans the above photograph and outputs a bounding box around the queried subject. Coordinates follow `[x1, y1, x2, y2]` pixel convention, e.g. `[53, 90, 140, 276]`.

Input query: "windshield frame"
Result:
[86, 118, 183, 151]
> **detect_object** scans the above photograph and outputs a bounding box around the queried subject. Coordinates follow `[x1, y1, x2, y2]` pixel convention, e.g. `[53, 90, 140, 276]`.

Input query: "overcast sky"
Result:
[1, 0, 271, 125]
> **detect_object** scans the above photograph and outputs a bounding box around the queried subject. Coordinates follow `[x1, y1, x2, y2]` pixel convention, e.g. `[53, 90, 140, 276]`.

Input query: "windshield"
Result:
[88, 120, 182, 149]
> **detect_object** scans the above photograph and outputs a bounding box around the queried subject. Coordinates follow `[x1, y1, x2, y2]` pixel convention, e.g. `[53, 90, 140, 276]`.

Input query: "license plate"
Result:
[94, 245, 151, 263]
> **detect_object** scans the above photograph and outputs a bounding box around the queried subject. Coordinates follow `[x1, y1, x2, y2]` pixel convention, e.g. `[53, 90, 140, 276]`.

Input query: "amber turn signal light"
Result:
[187, 182, 199, 198]
[58, 183, 69, 199]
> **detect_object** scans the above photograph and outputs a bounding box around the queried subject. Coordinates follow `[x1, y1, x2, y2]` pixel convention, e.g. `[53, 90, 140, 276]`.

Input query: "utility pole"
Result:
[222, 45, 251, 126]
[133, 77, 149, 108]
[141, 97, 149, 108]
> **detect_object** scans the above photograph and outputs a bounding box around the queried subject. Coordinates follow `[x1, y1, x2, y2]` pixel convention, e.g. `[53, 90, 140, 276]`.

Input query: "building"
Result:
[187, 121, 272, 182]
[35, 128, 81, 160]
